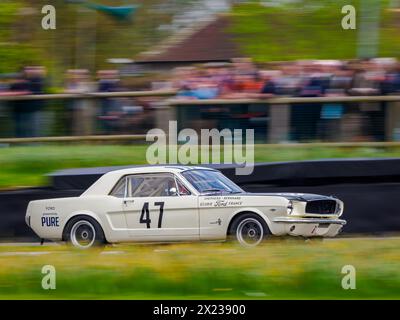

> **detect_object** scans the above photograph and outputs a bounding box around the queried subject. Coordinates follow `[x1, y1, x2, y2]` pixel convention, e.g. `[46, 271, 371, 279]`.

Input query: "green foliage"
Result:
[0, 45, 39, 74]
[229, 0, 400, 61]
[2, 1, 400, 80]
[0, 1, 39, 73]
[0, 0, 173, 81]
[0, 1, 20, 38]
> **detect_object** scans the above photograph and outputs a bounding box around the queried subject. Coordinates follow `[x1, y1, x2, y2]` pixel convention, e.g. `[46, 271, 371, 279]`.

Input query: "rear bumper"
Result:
[272, 217, 346, 237]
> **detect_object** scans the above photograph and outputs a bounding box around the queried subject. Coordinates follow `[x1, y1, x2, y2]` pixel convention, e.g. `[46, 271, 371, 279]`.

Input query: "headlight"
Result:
[287, 200, 294, 215]
[336, 201, 343, 215]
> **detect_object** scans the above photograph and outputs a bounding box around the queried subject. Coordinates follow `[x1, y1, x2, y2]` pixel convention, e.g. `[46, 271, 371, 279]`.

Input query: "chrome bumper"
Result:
[273, 217, 347, 225]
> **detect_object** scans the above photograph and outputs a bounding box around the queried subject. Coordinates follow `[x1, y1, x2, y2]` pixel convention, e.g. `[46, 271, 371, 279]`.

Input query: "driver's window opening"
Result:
[127, 174, 178, 197]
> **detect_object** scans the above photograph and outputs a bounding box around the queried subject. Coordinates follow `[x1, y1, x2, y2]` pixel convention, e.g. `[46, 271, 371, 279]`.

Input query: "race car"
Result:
[26, 166, 346, 248]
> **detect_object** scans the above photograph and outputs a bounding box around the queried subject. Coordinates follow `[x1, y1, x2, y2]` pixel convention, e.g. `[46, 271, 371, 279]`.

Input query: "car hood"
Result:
[238, 192, 337, 201]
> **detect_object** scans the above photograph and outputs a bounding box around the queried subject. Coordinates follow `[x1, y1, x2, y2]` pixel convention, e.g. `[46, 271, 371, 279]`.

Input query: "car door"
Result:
[122, 173, 199, 241]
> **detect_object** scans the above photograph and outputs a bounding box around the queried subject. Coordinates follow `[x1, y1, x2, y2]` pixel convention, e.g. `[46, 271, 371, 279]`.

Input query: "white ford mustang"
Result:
[26, 166, 346, 248]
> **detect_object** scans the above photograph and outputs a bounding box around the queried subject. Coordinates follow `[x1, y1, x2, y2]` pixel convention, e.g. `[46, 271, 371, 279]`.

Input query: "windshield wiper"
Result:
[201, 189, 243, 194]
[202, 188, 224, 193]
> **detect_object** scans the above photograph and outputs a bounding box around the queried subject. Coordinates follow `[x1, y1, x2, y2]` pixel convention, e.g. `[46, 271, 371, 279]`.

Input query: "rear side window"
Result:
[110, 177, 126, 198]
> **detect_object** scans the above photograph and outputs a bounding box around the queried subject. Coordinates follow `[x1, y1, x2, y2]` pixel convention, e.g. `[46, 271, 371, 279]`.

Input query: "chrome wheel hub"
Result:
[236, 218, 264, 247]
[70, 221, 96, 249]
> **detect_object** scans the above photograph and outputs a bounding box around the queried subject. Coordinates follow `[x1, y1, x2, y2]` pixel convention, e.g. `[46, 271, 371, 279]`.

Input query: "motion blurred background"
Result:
[2, 0, 400, 189]
[1, 0, 400, 142]
[1, 1, 400, 300]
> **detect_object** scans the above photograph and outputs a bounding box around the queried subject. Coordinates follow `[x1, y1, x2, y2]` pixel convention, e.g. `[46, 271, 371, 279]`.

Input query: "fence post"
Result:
[385, 101, 400, 141]
[0, 101, 7, 137]
[268, 104, 290, 143]
[71, 97, 97, 136]
[155, 102, 174, 133]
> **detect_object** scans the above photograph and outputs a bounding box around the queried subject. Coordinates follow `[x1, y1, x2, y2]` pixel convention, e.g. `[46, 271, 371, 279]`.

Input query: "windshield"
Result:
[181, 169, 243, 194]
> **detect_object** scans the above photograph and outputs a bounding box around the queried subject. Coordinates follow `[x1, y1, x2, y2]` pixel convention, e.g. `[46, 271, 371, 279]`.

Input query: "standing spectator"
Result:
[350, 60, 384, 141]
[380, 62, 400, 94]
[97, 70, 121, 134]
[9, 70, 31, 137]
[25, 66, 47, 137]
[291, 62, 326, 141]
[349, 60, 380, 95]
[259, 70, 280, 97]
[64, 69, 94, 136]
[0, 77, 12, 137]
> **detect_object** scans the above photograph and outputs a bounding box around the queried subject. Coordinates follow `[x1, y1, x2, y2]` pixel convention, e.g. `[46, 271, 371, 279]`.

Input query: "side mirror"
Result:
[169, 187, 178, 196]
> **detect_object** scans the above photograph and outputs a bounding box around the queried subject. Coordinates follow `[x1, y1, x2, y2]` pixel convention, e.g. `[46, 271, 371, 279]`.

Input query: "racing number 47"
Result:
[140, 202, 164, 229]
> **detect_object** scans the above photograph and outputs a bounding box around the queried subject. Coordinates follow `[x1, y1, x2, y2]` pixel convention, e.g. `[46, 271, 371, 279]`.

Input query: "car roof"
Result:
[81, 165, 218, 196]
[106, 165, 218, 176]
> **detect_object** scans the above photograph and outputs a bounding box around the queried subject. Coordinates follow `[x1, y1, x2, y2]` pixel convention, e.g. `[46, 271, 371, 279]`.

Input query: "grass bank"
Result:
[0, 238, 398, 299]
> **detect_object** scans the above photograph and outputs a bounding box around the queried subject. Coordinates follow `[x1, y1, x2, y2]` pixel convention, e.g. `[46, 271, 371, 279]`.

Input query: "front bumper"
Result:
[274, 217, 346, 225]
[273, 217, 346, 237]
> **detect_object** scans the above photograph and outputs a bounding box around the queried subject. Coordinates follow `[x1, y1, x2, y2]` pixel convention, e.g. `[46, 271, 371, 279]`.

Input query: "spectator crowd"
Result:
[170, 57, 400, 99]
[1, 57, 400, 140]
[168, 57, 400, 141]
[0, 67, 153, 137]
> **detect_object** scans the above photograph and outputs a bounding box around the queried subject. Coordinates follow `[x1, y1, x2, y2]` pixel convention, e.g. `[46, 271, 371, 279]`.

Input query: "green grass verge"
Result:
[1, 144, 400, 189]
[0, 238, 399, 299]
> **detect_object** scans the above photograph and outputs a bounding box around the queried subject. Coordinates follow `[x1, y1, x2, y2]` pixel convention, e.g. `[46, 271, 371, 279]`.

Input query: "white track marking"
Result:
[0, 251, 52, 256]
[0, 242, 59, 247]
[243, 291, 267, 297]
[100, 251, 125, 255]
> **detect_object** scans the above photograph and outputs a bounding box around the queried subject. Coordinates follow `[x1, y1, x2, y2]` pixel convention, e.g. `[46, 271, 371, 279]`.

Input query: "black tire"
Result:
[228, 213, 270, 247]
[63, 215, 106, 249]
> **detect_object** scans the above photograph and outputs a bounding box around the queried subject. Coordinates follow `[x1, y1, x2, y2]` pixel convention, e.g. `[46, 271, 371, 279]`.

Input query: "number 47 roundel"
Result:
[140, 202, 164, 229]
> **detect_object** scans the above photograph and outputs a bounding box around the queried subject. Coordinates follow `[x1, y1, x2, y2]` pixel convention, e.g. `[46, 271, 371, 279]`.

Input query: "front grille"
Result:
[306, 200, 337, 215]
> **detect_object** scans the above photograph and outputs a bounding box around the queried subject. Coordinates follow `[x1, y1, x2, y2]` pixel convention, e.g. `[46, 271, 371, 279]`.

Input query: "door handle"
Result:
[123, 199, 135, 205]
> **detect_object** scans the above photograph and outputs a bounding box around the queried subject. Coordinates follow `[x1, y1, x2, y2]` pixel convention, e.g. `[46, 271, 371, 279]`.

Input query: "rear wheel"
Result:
[64, 216, 106, 249]
[229, 213, 270, 247]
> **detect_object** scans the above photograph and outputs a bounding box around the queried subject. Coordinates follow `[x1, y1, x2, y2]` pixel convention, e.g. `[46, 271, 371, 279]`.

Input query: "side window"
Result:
[128, 174, 178, 197]
[176, 178, 191, 195]
[110, 177, 126, 198]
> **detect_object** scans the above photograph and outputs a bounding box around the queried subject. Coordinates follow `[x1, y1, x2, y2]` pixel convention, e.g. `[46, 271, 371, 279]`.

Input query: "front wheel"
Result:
[64, 216, 106, 249]
[228, 213, 270, 247]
